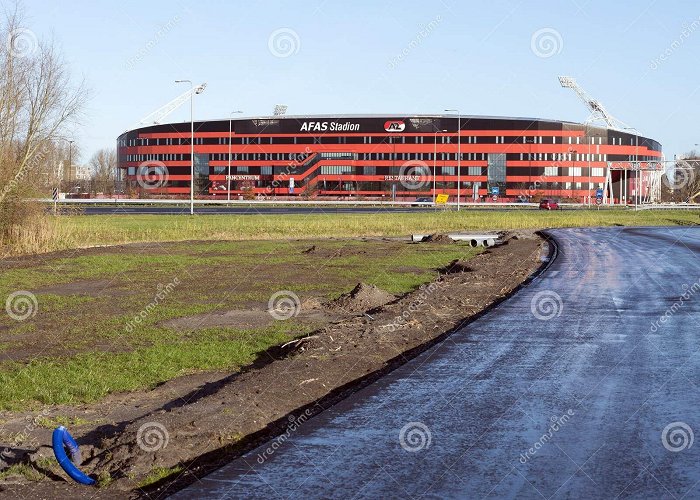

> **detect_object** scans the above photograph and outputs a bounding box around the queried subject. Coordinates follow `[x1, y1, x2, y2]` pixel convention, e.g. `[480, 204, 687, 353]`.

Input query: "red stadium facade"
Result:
[116, 115, 662, 202]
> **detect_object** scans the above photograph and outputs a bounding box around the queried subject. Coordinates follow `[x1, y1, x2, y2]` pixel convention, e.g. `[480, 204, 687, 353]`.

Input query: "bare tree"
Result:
[0, 3, 89, 245]
[664, 152, 700, 203]
[89, 148, 116, 195]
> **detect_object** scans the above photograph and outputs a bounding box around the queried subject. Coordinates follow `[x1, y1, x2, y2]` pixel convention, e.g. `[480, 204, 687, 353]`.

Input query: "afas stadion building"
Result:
[117, 115, 662, 202]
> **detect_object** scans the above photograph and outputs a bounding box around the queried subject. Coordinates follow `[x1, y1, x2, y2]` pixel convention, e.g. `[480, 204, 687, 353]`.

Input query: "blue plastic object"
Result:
[51, 426, 96, 485]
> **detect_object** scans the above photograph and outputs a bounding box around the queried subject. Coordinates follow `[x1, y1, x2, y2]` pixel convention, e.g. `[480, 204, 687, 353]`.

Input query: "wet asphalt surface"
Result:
[175, 227, 700, 499]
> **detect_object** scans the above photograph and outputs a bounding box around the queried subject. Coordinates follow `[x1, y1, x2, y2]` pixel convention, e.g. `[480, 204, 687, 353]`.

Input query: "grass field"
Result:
[0, 209, 697, 410]
[0, 238, 479, 411]
[6, 208, 696, 256]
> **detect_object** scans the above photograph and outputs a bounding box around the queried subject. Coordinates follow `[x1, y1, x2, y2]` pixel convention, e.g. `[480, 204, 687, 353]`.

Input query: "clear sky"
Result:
[15, 0, 700, 162]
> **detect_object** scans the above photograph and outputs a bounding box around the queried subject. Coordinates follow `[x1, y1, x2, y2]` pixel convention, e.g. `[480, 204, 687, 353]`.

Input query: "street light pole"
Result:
[175, 80, 196, 215]
[228, 110, 243, 202]
[445, 109, 461, 210]
[433, 129, 447, 204]
[569, 147, 577, 200]
[67, 140, 74, 191]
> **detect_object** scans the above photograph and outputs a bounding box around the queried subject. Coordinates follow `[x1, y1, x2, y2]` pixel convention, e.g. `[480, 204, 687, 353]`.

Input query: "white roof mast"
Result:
[558, 76, 631, 131]
[130, 83, 207, 130]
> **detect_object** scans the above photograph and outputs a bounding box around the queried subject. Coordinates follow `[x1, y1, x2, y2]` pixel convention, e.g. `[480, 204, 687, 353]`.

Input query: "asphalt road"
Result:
[175, 227, 700, 499]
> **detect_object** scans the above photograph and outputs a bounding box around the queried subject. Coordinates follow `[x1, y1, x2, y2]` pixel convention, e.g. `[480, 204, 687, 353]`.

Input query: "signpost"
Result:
[52, 187, 59, 214]
[435, 194, 449, 205]
[491, 186, 499, 202]
[595, 188, 603, 206]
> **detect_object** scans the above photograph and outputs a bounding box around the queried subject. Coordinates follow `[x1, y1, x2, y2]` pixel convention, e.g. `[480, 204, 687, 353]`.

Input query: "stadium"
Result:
[116, 114, 663, 202]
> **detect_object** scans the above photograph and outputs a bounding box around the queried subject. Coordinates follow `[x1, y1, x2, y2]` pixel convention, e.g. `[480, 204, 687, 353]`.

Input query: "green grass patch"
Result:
[35, 415, 96, 429]
[0, 234, 504, 410]
[137, 465, 183, 488]
[0, 463, 44, 481]
[0, 323, 308, 410]
[39, 209, 699, 251]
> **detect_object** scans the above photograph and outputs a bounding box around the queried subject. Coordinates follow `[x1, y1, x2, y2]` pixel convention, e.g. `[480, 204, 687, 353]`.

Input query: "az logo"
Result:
[384, 120, 406, 132]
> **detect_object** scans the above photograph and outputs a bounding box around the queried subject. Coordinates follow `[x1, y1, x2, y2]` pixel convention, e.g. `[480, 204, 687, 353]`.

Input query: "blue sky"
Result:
[17, 0, 700, 162]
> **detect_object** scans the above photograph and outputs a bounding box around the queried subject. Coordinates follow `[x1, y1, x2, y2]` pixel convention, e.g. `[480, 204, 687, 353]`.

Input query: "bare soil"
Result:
[0, 232, 547, 498]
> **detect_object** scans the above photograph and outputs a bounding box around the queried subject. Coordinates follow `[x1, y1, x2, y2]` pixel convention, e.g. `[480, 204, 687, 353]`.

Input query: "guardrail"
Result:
[37, 198, 537, 207]
[35, 198, 700, 210]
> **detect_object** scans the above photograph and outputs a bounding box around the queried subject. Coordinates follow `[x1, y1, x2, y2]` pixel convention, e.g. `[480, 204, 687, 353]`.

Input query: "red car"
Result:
[539, 199, 560, 210]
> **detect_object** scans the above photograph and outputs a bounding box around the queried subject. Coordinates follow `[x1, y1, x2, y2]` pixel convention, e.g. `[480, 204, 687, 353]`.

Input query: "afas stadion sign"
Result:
[298, 120, 407, 133]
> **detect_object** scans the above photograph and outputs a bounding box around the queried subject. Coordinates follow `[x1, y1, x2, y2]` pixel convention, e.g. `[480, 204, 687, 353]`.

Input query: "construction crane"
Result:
[558, 76, 630, 131]
[130, 83, 207, 130]
[273, 104, 288, 116]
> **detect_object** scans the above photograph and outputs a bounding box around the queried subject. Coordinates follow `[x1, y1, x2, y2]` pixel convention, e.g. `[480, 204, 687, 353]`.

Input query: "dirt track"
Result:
[0, 232, 545, 498]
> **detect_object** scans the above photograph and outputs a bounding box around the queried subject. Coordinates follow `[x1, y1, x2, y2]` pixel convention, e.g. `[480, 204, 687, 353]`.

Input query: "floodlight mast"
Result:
[131, 83, 207, 130]
[558, 76, 630, 131]
[273, 104, 288, 116]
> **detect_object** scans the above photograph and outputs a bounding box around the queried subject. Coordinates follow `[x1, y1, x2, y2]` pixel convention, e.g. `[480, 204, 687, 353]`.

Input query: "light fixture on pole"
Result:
[445, 109, 461, 210]
[67, 140, 74, 190]
[175, 80, 206, 215]
[433, 129, 447, 204]
[228, 110, 243, 202]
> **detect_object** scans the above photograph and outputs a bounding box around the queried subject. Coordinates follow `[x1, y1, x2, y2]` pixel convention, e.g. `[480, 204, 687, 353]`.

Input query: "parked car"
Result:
[411, 197, 432, 207]
[539, 198, 560, 210]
